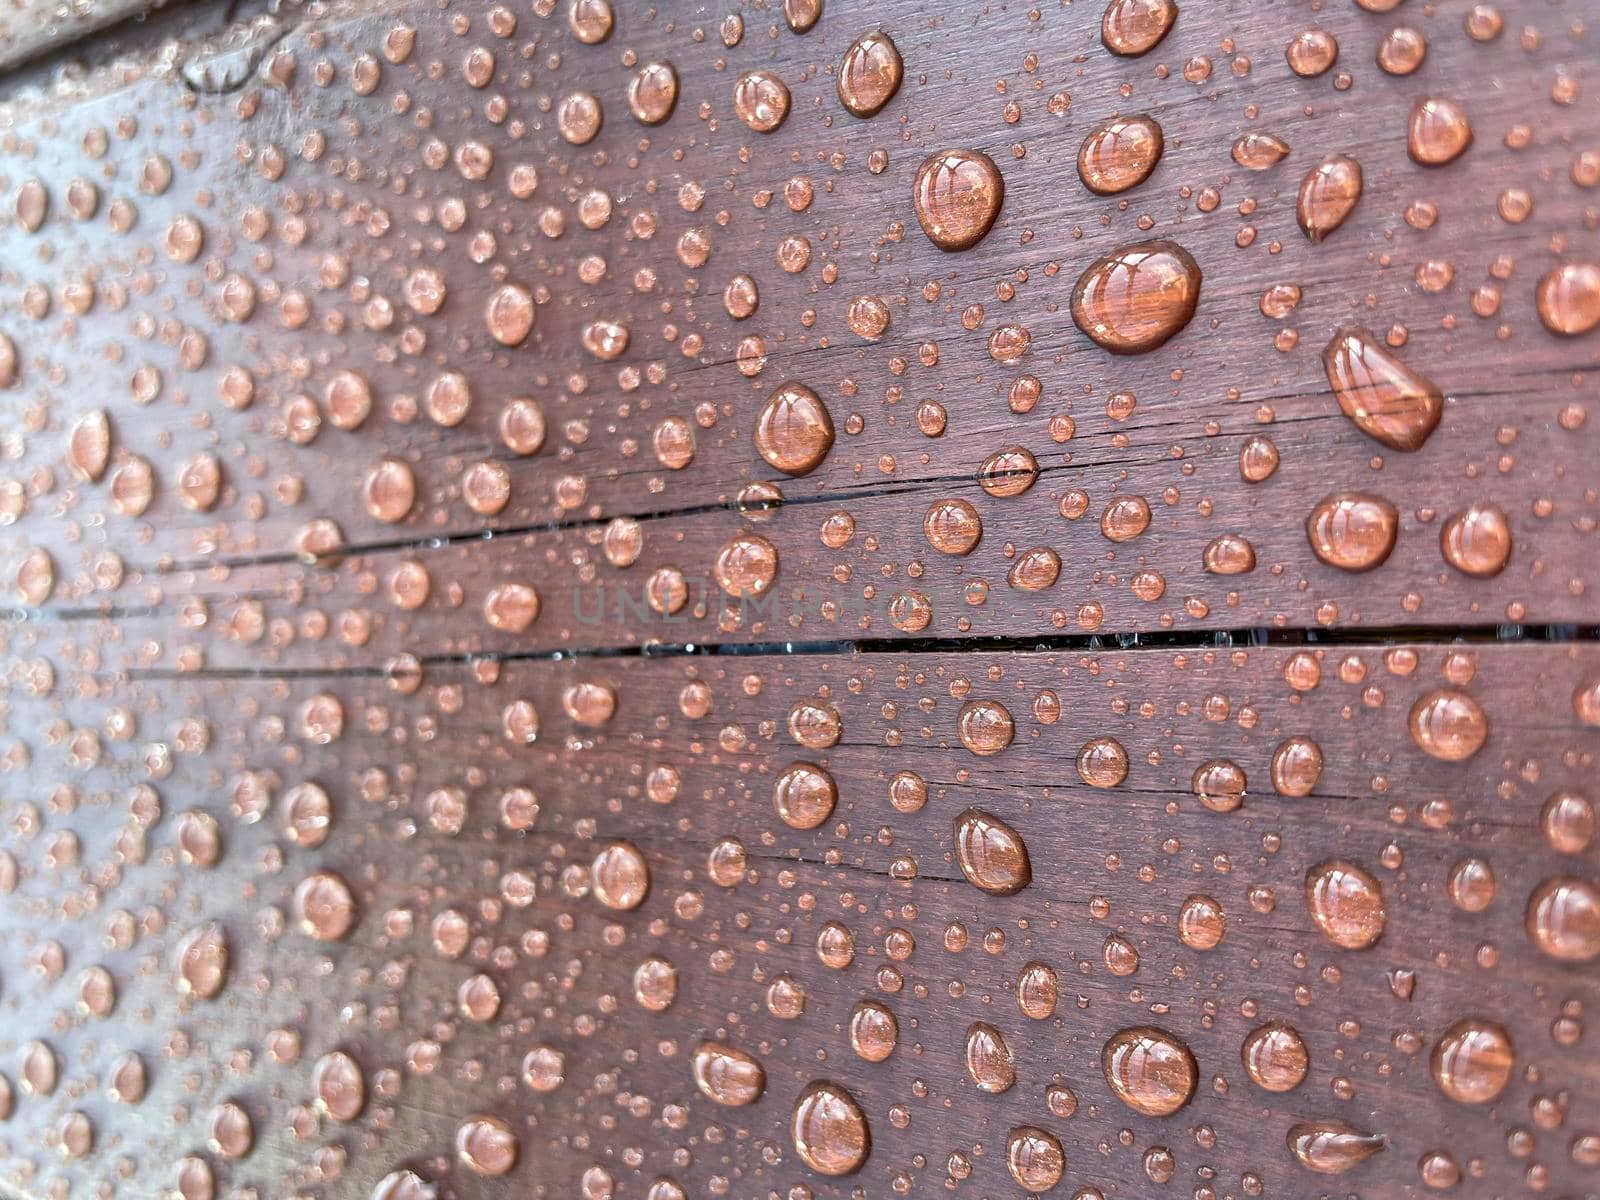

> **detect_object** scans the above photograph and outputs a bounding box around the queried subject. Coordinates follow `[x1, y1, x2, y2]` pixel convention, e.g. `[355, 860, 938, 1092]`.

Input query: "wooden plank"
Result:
[1, 642, 1598, 1197]
[0, 0, 1597, 648]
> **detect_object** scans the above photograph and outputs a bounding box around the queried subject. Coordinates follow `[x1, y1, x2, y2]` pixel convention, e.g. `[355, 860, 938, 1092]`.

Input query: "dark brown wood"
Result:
[1, 642, 1598, 1198]
[1, 1, 1599, 1198]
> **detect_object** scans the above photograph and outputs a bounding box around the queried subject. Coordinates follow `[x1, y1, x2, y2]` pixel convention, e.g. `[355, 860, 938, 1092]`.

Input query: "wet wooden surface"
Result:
[1, 0, 1599, 1197]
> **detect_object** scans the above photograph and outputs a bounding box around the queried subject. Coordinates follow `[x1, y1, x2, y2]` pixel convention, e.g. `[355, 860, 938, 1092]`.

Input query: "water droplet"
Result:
[1306, 859, 1386, 949]
[1535, 262, 1600, 336]
[1242, 1022, 1309, 1092]
[1408, 98, 1473, 166]
[175, 923, 228, 998]
[1072, 241, 1202, 354]
[1202, 534, 1256, 576]
[628, 62, 678, 125]
[912, 151, 1005, 253]
[68, 410, 111, 482]
[1322, 327, 1442, 450]
[1440, 504, 1512, 577]
[591, 841, 650, 910]
[849, 1000, 898, 1061]
[1178, 894, 1226, 949]
[957, 699, 1015, 755]
[1297, 155, 1363, 241]
[1103, 1026, 1198, 1117]
[1077, 736, 1129, 787]
[691, 1042, 766, 1106]
[1408, 690, 1488, 761]
[714, 533, 779, 597]
[1525, 876, 1600, 961]
[1287, 1122, 1386, 1174]
[774, 762, 837, 830]
[1102, 0, 1177, 56]
[455, 1115, 519, 1175]
[293, 871, 357, 940]
[1232, 131, 1290, 170]
[1017, 961, 1060, 1019]
[1006, 1126, 1066, 1191]
[755, 383, 834, 475]
[923, 498, 983, 555]
[733, 70, 790, 133]
[953, 808, 1032, 895]
[792, 1081, 870, 1176]
[313, 1051, 366, 1122]
[1306, 491, 1399, 572]
[1077, 115, 1164, 194]
[1286, 29, 1339, 77]
[838, 31, 902, 118]
[1431, 1019, 1514, 1104]
[964, 1022, 1017, 1093]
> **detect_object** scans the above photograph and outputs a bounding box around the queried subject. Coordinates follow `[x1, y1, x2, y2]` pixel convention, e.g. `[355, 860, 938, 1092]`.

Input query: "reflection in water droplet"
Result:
[792, 1081, 870, 1176]
[1535, 262, 1600, 336]
[1306, 860, 1386, 949]
[1232, 131, 1290, 170]
[1297, 155, 1362, 241]
[1006, 1126, 1066, 1191]
[1077, 115, 1164, 194]
[1072, 241, 1202, 354]
[1525, 876, 1600, 961]
[912, 150, 1005, 251]
[1077, 737, 1129, 787]
[1286, 29, 1339, 77]
[1408, 97, 1473, 166]
[849, 1000, 898, 1062]
[691, 1042, 766, 1106]
[1242, 1022, 1309, 1092]
[1018, 961, 1060, 1019]
[1102, 0, 1178, 55]
[732, 70, 790, 133]
[1431, 1019, 1514, 1104]
[838, 31, 902, 118]
[1440, 504, 1512, 577]
[964, 1022, 1016, 1093]
[1322, 328, 1442, 450]
[957, 699, 1014, 755]
[755, 383, 834, 475]
[953, 808, 1031, 895]
[1103, 1027, 1198, 1117]
[1408, 690, 1489, 762]
[455, 1115, 519, 1175]
[1271, 736, 1323, 796]
[773, 762, 837, 830]
[1287, 1121, 1386, 1174]
[591, 841, 650, 910]
[1306, 491, 1399, 572]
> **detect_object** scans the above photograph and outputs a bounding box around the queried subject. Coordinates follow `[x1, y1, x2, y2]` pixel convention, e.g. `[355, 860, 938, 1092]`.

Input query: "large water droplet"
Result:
[1408, 97, 1472, 166]
[1322, 328, 1442, 450]
[1077, 115, 1164, 194]
[1286, 1122, 1386, 1174]
[1101, 0, 1177, 55]
[773, 762, 837, 830]
[953, 808, 1032, 895]
[1071, 241, 1201, 354]
[1297, 155, 1362, 241]
[964, 1022, 1017, 1093]
[1525, 876, 1600, 961]
[1535, 262, 1600, 336]
[1305, 859, 1386, 949]
[1242, 1022, 1309, 1092]
[912, 150, 1004, 251]
[1408, 689, 1488, 761]
[1430, 1019, 1514, 1104]
[1305, 491, 1399, 572]
[691, 1042, 766, 1106]
[755, 382, 834, 475]
[792, 1081, 870, 1176]
[1440, 504, 1512, 577]
[838, 31, 902, 117]
[1006, 1126, 1065, 1191]
[1102, 1026, 1198, 1117]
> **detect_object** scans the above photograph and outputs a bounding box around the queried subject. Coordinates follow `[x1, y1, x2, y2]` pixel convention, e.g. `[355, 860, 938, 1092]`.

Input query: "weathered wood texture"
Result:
[0, 643, 1598, 1198]
[0, 0, 1595, 655]
[2, 1, 1600, 1199]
